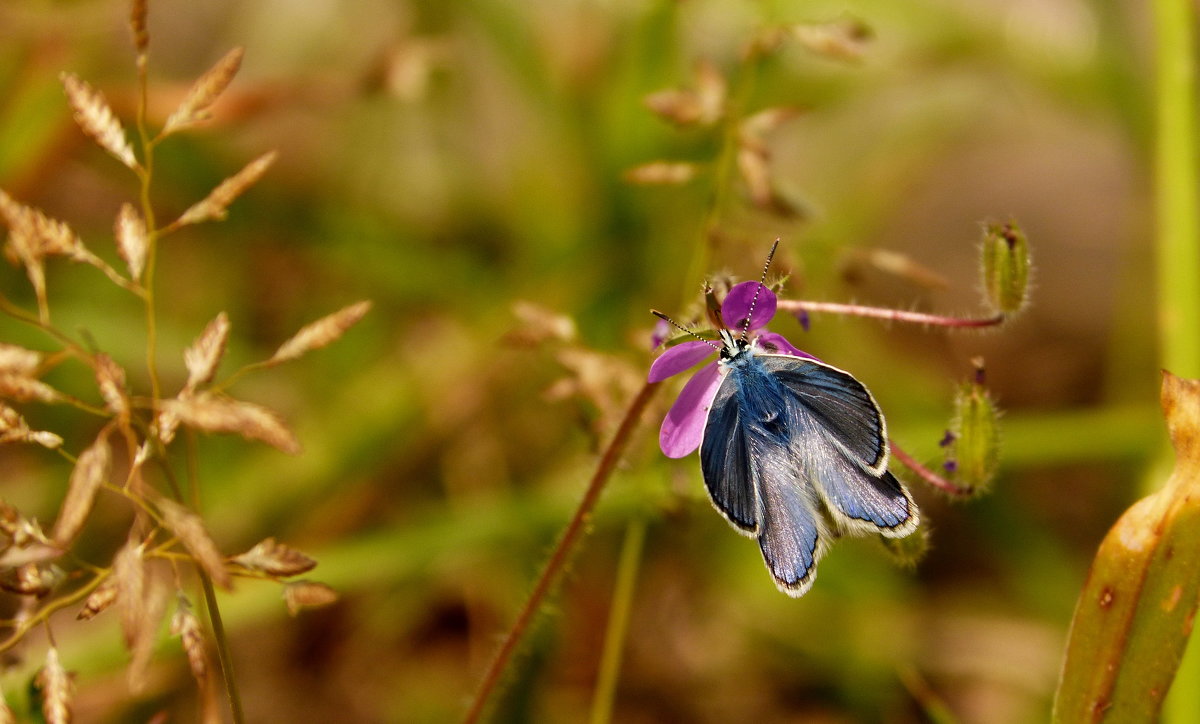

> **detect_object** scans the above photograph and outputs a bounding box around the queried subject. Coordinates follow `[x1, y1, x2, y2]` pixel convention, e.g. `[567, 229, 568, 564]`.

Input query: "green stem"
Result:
[589, 518, 646, 724]
[199, 571, 245, 724]
[462, 380, 660, 724]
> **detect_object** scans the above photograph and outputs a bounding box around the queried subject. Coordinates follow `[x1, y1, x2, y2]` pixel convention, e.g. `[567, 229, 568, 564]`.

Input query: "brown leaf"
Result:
[184, 313, 231, 391]
[157, 498, 232, 590]
[231, 537, 317, 577]
[162, 393, 301, 454]
[51, 429, 112, 547]
[270, 300, 372, 363]
[60, 72, 138, 169]
[163, 47, 245, 135]
[175, 150, 277, 226]
[283, 580, 338, 616]
[114, 203, 147, 281]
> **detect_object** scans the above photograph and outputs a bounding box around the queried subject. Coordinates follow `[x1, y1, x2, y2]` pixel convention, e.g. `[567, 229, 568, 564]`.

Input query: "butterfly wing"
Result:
[751, 434, 826, 596]
[760, 354, 919, 538]
[699, 374, 758, 533]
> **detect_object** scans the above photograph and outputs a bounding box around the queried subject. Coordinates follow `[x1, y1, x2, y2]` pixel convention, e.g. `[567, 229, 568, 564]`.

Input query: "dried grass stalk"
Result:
[184, 312, 230, 391]
[114, 203, 147, 281]
[51, 430, 111, 547]
[271, 300, 372, 363]
[283, 580, 338, 616]
[60, 73, 137, 170]
[77, 579, 118, 620]
[0, 374, 63, 404]
[163, 47, 245, 135]
[37, 646, 72, 724]
[94, 354, 129, 419]
[0, 343, 42, 376]
[170, 598, 209, 683]
[129, 0, 149, 53]
[157, 498, 232, 589]
[231, 537, 317, 577]
[175, 150, 277, 226]
[162, 392, 301, 454]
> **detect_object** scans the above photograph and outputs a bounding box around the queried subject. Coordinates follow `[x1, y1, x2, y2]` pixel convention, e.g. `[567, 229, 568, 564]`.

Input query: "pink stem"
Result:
[889, 440, 971, 497]
[778, 300, 1005, 329]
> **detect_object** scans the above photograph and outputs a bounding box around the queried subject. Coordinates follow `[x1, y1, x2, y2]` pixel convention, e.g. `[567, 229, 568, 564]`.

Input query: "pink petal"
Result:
[648, 340, 716, 382]
[659, 361, 723, 458]
[722, 281, 777, 332]
[755, 331, 818, 360]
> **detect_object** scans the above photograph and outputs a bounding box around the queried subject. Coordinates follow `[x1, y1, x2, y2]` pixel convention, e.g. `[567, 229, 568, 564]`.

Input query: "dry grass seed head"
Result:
[170, 598, 209, 684]
[162, 392, 301, 454]
[163, 47, 245, 135]
[37, 646, 73, 724]
[129, 0, 148, 54]
[77, 578, 118, 621]
[60, 72, 138, 170]
[176, 150, 277, 226]
[231, 537, 317, 577]
[271, 300, 372, 363]
[157, 498, 232, 589]
[184, 312, 231, 391]
[113, 538, 146, 650]
[94, 354, 130, 420]
[0, 374, 63, 404]
[283, 580, 338, 616]
[51, 429, 112, 547]
[0, 343, 42, 376]
[114, 203, 147, 281]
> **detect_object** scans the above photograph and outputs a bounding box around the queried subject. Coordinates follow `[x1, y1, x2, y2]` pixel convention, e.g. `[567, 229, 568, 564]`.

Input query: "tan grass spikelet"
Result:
[283, 580, 338, 616]
[37, 645, 73, 724]
[0, 343, 42, 376]
[0, 188, 87, 260]
[162, 392, 301, 454]
[271, 300, 372, 364]
[184, 312, 231, 391]
[51, 429, 112, 547]
[60, 72, 138, 170]
[175, 150, 277, 226]
[231, 537, 317, 577]
[114, 203, 147, 281]
[77, 578, 118, 620]
[129, 0, 149, 54]
[94, 354, 130, 420]
[170, 597, 209, 684]
[157, 498, 232, 589]
[0, 374, 63, 404]
[163, 47, 245, 135]
[112, 538, 145, 649]
[0, 404, 64, 448]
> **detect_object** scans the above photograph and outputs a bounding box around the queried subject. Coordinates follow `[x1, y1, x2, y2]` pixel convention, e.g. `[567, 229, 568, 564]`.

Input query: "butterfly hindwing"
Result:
[752, 434, 825, 596]
[699, 375, 758, 533]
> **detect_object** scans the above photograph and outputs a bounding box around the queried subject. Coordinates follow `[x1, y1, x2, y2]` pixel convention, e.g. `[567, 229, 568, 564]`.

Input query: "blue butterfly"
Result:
[650, 246, 919, 596]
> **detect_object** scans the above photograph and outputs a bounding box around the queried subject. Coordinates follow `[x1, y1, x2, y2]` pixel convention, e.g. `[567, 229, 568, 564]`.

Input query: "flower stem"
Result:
[199, 570, 245, 724]
[889, 440, 971, 497]
[589, 517, 647, 724]
[777, 300, 1005, 329]
[462, 380, 661, 724]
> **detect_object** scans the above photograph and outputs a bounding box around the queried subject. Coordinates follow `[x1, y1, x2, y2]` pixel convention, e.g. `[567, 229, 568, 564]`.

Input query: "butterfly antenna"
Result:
[651, 310, 721, 350]
[739, 238, 780, 342]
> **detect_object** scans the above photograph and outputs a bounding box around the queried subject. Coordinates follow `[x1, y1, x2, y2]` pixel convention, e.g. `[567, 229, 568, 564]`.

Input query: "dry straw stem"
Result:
[1053, 372, 1200, 722]
[157, 498, 232, 590]
[230, 537, 317, 577]
[270, 300, 372, 364]
[163, 47, 245, 136]
[38, 645, 72, 724]
[60, 72, 138, 170]
[114, 203, 147, 282]
[162, 392, 301, 454]
[175, 150, 277, 227]
[51, 429, 112, 547]
[283, 580, 337, 616]
[185, 312, 231, 391]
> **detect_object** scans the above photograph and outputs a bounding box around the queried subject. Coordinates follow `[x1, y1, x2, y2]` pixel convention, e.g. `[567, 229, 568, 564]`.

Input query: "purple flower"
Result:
[648, 281, 815, 459]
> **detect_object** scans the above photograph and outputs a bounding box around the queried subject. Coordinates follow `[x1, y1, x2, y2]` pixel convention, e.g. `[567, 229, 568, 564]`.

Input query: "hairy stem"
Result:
[462, 380, 660, 724]
[777, 300, 1005, 329]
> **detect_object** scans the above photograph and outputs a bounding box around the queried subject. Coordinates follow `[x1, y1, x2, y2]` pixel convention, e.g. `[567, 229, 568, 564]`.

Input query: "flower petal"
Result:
[722, 281, 777, 331]
[755, 331, 818, 360]
[648, 340, 716, 382]
[660, 361, 723, 458]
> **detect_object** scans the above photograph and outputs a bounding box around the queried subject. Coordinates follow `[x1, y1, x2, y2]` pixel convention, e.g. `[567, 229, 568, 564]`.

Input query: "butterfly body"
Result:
[700, 333, 918, 597]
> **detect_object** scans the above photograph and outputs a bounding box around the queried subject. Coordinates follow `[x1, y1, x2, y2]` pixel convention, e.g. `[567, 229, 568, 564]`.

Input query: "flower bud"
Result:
[881, 521, 929, 567]
[981, 220, 1031, 314]
[946, 371, 1000, 494]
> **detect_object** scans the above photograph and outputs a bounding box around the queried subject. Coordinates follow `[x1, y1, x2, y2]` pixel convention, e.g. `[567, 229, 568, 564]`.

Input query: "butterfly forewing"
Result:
[761, 355, 888, 473]
[700, 375, 758, 533]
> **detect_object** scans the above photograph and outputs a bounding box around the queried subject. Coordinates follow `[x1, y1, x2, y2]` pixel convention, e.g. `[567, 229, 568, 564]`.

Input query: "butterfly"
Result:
[651, 242, 919, 596]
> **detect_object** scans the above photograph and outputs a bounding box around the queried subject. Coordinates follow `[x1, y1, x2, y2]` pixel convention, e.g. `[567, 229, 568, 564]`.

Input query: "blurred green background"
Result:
[0, 0, 1182, 722]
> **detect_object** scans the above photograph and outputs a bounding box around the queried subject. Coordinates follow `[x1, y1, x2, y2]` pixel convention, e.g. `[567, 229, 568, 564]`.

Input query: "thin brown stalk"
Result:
[462, 380, 660, 724]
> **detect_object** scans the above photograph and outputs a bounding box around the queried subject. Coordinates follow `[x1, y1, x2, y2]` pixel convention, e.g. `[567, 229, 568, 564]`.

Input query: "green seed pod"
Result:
[981, 221, 1031, 314]
[881, 521, 929, 567]
[949, 375, 1000, 494]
